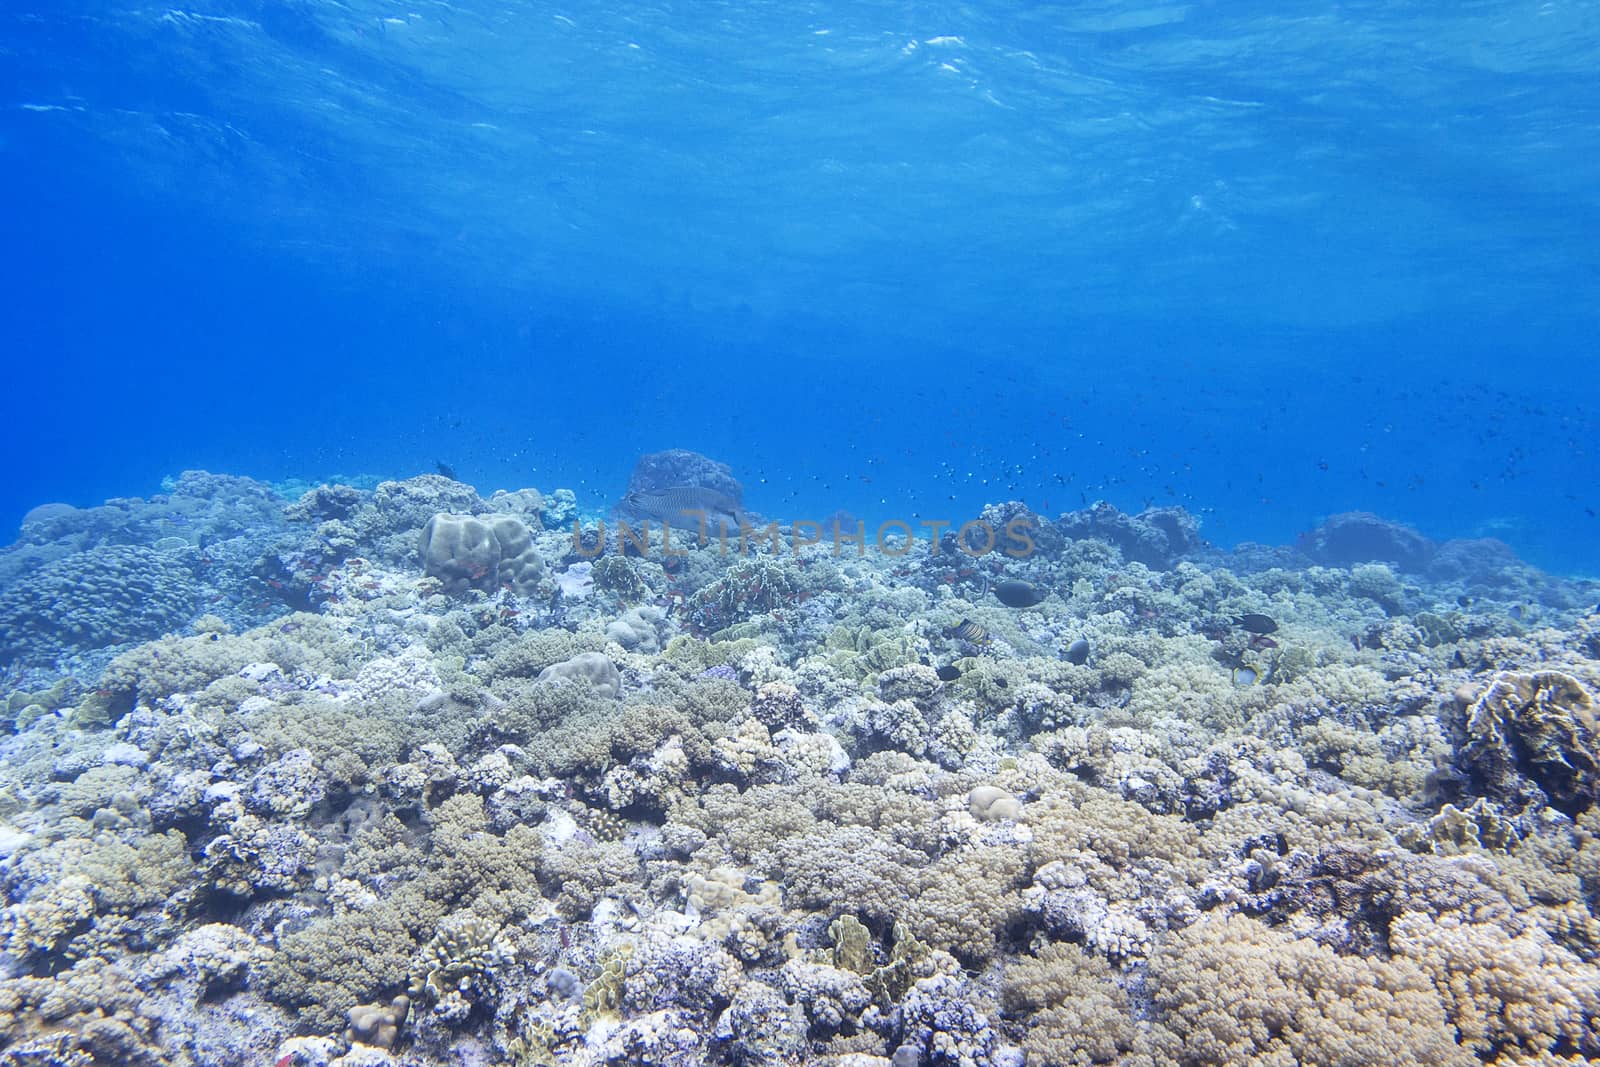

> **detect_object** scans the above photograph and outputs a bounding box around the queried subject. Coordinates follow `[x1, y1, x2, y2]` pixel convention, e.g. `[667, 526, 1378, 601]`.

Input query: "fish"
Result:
[993, 579, 1046, 608]
[935, 664, 961, 682]
[1064, 637, 1090, 665]
[622, 486, 745, 530]
[1232, 666, 1259, 687]
[946, 618, 991, 644]
[434, 460, 458, 481]
[1233, 613, 1279, 635]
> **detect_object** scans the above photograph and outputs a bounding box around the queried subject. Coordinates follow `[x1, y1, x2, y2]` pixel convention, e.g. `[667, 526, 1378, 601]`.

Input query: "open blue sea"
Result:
[4, 0, 1597, 572]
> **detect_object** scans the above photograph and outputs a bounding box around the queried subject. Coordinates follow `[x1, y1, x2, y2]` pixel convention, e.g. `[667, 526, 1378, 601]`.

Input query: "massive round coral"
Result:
[0, 545, 199, 663]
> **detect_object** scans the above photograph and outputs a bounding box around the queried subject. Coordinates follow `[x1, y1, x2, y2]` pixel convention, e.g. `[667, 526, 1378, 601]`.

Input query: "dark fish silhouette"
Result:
[994, 579, 1046, 608]
[935, 664, 961, 682]
[1233, 613, 1279, 635]
[1064, 638, 1090, 665]
[435, 461, 458, 481]
[946, 618, 990, 644]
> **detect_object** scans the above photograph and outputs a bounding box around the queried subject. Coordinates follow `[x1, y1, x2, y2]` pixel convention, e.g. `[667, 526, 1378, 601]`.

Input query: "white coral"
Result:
[1086, 907, 1151, 963]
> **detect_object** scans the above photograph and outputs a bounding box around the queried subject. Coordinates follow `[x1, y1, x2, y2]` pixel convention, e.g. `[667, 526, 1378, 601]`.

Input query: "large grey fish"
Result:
[622, 486, 746, 530]
[993, 579, 1046, 608]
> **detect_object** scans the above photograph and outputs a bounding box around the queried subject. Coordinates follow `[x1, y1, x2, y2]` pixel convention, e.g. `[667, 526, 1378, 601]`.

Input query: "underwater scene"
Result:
[3, 1, 1600, 1066]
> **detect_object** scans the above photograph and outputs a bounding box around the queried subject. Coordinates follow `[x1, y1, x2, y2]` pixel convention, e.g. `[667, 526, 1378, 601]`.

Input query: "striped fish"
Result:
[622, 486, 745, 529]
[945, 618, 991, 645]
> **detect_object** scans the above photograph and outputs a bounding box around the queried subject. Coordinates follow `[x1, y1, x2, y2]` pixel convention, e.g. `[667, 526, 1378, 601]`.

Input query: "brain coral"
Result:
[418, 512, 544, 595]
[0, 545, 198, 663]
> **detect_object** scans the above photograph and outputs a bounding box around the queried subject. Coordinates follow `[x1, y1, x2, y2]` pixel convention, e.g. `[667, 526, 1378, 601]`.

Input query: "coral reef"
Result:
[2, 470, 1598, 1067]
[536, 651, 622, 699]
[1298, 510, 1435, 571]
[1054, 502, 1205, 568]
[622, 448, 744, 502]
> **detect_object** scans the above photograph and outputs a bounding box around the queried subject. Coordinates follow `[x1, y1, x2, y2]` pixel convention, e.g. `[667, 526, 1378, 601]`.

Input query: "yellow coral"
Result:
[829, 915, 874, 975]
[1151, 913, 1475, 1067]
[582, 943, 633, 1020]
[1389, 909, 1600, 1057]
[1004, 942, 1173, 1064]
[906, 844, 1027, 964]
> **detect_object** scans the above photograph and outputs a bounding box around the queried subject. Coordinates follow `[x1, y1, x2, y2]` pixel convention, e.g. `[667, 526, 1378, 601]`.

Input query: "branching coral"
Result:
[3, 830, 193, 961]
[1003, 942, 1172, 1065]
[684, 866, 784, 962]
[906, 844, 1027, 965]
[1150, 913, 1475, 1067]
[408, 913, 514, 1024]
[0, 955, 168, 1065]
[254, 893, 426, 1033]
[686, 556, 800, 633]
[774, 824, 925, 924]
[1389, 910, 1600, 1059]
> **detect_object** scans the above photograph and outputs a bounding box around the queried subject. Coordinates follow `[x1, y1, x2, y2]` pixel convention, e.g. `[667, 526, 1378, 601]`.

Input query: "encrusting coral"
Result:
[1459, 669, 1600, 815]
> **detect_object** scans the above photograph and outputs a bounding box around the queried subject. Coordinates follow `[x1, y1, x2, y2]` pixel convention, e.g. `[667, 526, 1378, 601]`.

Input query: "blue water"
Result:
[3, 1, 1597, 570]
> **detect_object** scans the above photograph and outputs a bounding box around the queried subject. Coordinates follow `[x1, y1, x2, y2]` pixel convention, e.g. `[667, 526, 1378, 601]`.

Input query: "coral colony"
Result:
[0, 451, 1597, 1066]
